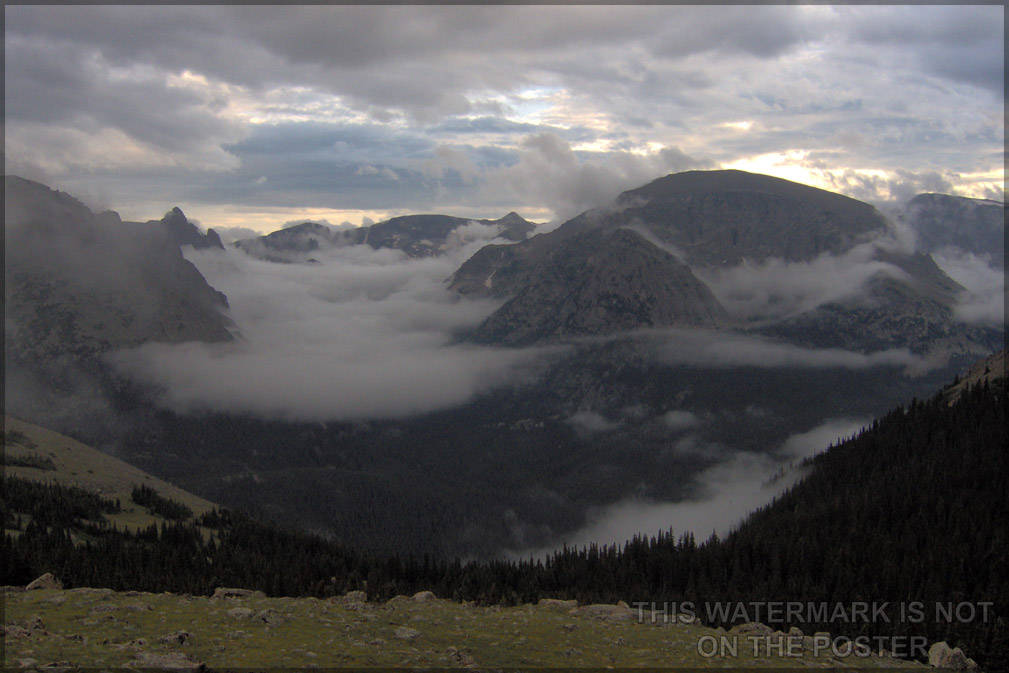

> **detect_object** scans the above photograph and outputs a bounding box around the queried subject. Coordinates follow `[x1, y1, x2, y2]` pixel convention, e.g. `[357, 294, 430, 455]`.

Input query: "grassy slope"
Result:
[3, 415, 217, 532]
[4, 588, 925, 669]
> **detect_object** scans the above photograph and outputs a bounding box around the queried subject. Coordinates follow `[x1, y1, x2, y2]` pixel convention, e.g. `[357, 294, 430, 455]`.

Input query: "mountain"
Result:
[233, 221, 355, 263]
[4, 177, 234, 360]
[235, 211, 535, 262]
[153, 206, 225, 250]
[4, 176, 235, 431]
[451, 170, 993, 353]
[611, 169, 890, 266]
[902, 193, 1004, 268]
[470, 227, 728, 345]
[4, 173, 1001, 566]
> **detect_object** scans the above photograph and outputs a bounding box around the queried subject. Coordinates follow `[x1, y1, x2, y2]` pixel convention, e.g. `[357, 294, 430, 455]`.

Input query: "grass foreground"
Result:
[3, 584, 927, 670]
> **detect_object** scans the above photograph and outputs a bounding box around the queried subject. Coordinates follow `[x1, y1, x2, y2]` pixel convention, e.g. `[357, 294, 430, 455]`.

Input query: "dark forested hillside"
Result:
[4, 376, 1005, 670]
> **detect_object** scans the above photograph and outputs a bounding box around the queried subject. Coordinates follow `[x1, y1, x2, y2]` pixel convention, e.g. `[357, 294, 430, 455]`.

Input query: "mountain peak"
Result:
[157, 206, 224, 250]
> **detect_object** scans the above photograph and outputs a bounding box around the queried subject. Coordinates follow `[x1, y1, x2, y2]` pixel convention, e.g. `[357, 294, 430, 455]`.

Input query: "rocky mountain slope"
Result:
[470, 227, 728, 345]
[902, 193, 1004, 268]
[235, 211, 535, 262]
[451, 170, 992, 353]
[153, 206, 225, 251]
[4, 176, 234, 362]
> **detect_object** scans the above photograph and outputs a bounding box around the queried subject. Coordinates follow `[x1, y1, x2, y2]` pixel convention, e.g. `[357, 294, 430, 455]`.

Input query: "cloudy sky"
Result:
[5, 5, 1004, 232]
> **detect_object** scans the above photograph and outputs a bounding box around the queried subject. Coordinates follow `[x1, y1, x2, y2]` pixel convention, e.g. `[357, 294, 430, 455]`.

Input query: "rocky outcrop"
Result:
[156, 207, 225, 251]
[25, 573, 62, 591]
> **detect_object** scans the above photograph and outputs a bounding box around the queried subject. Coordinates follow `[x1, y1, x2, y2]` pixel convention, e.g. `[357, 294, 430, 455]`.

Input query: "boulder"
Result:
[255, 608, 284, 625]
[929, 642, 976, 670]
[342, 590, 367, 603]
[394, 626, 422, 641]
[730, 622, 775, 636]
[930, 642, 951, 667]
[412, 590, 437, 602]
[537, 598, 578, 610]
[25, 573, 62, 591]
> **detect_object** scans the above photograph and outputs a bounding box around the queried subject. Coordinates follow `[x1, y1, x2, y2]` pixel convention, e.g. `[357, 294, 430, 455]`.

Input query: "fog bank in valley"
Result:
[109, 227, 561, 421]
[511, 416, 868, 557]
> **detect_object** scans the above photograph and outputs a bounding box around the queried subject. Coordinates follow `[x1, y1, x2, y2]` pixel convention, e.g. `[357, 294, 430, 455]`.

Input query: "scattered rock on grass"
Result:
[129, 651, 204, 672]
[160, 630, 194, 645]
[212, 587, 265, 600]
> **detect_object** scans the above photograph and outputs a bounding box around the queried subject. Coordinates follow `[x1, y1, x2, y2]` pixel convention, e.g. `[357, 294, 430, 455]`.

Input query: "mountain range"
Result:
[234, 211, 535, 263]
[2, 170, 1003, 559]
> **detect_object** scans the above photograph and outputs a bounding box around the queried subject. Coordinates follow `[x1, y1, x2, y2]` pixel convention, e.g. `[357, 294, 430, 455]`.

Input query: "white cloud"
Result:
[108, 239, 561, 421]
[932, 248, 1005, 327]
[566, 410, 620, 435]
[648, 329, 942, 377]
[695, 240, 913, 322]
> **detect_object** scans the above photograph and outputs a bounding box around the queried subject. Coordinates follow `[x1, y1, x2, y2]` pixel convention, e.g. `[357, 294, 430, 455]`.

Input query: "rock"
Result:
[537, 598, 578, 609]
[22, 615, 45, 631]
[730, 622, 775, 636]
[255, 608, 284, 625]
[789, 626, 804, 636]
[394, 626, 421, 641]
[3, 625, 30, 639]
[929, 642, 953, 667]
[226, 607, 254, 619]
[212, 587, 265, 600]
[446, 646, 477, 667]
[129, 651, 204, 672]
[160, 630, 194, 645]
[412, 590, 437, 602]
[25, 573, 62, 591]
[341, 590, 367, 603]
[385, 595, 411, 607]
[573, 603, 634, 621]
[929, 642, 974, 670]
